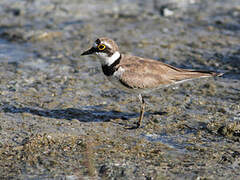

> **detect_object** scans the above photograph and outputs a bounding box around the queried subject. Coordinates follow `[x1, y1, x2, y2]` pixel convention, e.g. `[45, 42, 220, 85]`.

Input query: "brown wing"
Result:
[117, 55, 220, 89]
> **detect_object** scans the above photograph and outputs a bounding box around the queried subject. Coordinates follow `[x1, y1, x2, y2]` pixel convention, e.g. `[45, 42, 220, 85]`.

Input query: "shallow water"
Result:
[0, 39, 32, 62]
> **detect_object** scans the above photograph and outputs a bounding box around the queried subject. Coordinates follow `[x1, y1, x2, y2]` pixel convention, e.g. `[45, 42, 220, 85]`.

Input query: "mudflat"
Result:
[0, 0, 239, 179]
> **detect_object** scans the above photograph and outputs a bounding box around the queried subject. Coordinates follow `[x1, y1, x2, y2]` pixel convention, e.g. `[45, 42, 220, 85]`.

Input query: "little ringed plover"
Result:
[81, 37, 223, 128]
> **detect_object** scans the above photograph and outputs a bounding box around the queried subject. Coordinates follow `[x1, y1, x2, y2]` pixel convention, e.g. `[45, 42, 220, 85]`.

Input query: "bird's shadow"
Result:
[1, 104, 137, 123]
[1, 104, 167, 128]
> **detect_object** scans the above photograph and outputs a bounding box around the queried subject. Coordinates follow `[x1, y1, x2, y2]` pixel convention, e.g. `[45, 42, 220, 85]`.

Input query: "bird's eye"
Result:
[98, 44, 106, 50]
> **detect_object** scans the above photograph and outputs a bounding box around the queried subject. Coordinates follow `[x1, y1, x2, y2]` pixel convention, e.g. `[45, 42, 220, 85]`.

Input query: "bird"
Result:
[81, 37, 223, 128]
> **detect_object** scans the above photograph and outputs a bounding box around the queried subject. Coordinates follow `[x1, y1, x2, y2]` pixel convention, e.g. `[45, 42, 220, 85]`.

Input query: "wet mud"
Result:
[0, 0, 239, 179]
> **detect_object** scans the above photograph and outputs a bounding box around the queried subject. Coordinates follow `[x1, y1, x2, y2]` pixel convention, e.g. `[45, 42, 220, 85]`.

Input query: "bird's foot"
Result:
[125, 122, 143, 130]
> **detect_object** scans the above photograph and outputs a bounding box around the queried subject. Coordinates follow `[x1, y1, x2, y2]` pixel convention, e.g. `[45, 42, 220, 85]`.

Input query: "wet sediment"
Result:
[0, 0, 239, 179]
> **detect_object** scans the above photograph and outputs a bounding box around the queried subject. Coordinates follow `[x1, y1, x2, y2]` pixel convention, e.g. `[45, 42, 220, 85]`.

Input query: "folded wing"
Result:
[118, 55, 222, 89]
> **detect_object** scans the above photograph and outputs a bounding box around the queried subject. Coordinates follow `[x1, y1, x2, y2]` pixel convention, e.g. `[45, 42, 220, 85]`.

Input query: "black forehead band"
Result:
[95, 39, 101, 45]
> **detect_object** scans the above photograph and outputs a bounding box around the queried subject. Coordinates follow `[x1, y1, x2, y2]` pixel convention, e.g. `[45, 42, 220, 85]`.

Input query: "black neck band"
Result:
[101, 54, 121, 76]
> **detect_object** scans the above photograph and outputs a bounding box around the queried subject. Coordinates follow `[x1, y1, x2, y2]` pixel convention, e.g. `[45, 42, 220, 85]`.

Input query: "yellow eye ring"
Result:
[98, 44, 106, 50]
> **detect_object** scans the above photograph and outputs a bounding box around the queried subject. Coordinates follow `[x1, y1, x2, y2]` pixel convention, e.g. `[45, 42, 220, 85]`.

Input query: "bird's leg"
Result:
[137, 94, 145, 128]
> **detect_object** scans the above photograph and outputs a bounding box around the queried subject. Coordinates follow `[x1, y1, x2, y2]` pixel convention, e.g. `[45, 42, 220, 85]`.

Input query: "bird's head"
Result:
[81, 37, 120, 66]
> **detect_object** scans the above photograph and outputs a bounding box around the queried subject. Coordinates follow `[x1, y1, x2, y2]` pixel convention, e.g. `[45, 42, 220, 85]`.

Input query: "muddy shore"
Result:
[0, 0, 239, 179]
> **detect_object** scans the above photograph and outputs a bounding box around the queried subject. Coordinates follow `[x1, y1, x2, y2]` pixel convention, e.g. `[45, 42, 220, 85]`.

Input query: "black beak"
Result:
[81, 47, 96, 56]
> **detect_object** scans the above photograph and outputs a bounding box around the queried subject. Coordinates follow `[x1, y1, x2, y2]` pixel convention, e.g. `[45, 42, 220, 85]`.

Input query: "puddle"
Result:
[0, 39, 33, 63]
[142, 133, 190, 153]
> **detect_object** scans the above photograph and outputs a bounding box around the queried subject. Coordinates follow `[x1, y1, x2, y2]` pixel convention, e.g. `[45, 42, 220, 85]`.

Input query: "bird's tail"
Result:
[186, 70, 223, 77]
[171, 69, 223, 82]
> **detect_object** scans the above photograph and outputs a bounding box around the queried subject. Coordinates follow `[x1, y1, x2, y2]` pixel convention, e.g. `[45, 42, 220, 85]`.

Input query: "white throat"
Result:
[96, 51, 121, 66]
